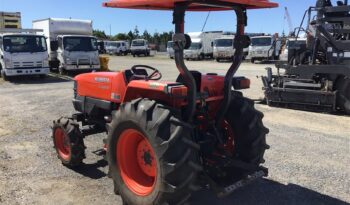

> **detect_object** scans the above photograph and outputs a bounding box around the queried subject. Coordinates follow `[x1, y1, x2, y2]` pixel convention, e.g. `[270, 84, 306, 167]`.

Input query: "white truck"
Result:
[105, 41, 129, 55]
[248, 35, 282, 63]
[167, 41, 174, 59]
[131, 39, 150, 57]
[33, 18, 100, 74]
[213, 34, 235, 62]
[184, 31, 223, 60]
[0, 29, 50, 81]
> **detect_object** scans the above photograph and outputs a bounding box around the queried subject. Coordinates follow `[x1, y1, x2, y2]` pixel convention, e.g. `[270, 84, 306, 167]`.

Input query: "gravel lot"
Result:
[0, 54, 349, 205]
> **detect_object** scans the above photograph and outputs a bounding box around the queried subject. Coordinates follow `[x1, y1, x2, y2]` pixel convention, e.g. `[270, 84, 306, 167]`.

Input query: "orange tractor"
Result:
[52, 1, 278, 204]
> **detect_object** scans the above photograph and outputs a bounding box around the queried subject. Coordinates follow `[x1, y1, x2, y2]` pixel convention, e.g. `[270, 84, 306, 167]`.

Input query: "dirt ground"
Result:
[0, 54, 349, 205]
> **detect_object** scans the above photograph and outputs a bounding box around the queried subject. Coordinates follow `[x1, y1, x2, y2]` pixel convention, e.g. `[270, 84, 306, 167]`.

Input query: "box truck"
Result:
[248, 34, 282, 63]
[33, 18, 100, 74]
[0, 29, 49, 81]
[213, 34, 235, 62]
[130, 39, 150, 57]
[184, 31, 223, 60]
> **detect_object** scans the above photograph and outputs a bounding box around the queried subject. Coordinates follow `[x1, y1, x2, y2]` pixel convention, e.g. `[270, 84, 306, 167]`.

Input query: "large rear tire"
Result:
[336, 77, 350, 114]
[225, 92, 269, 177]
[52, 117, 85, 167]
[107, 99, 201, 205]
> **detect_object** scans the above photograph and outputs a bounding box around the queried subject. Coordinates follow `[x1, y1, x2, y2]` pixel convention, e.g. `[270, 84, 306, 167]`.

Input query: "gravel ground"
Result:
[0, 54, 349, 205]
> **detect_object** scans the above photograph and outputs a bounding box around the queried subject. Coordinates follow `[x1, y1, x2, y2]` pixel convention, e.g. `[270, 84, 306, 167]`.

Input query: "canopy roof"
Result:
[103, 0, 278, 11]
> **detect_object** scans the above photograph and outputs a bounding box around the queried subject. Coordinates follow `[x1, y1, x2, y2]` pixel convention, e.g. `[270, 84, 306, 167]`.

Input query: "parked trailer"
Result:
[0, 29, 49, 81]
[184, 31, 223, 60]
[33, 18, 100, 74]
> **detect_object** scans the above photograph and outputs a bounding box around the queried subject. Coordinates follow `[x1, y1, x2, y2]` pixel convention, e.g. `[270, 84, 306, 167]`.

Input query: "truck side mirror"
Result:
[211, 42, 214, 47]
[50, 41, 58, 51]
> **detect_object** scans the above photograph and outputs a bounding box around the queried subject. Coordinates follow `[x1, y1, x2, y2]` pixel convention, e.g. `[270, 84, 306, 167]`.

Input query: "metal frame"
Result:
[172, 1, 248, 125]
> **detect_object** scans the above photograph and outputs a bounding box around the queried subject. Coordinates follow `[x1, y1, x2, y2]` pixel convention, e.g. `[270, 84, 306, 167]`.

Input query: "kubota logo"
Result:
[95, 77, 110, 83]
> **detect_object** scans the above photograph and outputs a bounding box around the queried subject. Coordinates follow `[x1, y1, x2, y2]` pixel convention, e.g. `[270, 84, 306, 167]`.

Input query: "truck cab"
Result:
[130, 39, 150, 57]
[248, 35, 282, 63]
[33, 18, 100, 74]
[56, 35, 100, 72]
[213, 35, 235, 62]
[184, 38, 203, 60]
[184, 31, 222, 60]
[0, 31, 49, 80]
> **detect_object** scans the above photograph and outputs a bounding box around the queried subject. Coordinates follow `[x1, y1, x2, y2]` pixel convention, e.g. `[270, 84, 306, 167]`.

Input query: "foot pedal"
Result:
[92, 149, 106, 156]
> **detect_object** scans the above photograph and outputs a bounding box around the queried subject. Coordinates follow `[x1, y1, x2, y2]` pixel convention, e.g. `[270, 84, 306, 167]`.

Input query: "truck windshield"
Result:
[132, 40, 145, 47]
[215, 39, 233, 47]
[3, 35, 47, 53]
[63, 37, 98, 52]
[167, 41, 173, 48]
[188, 43, 202, 50]
[251, 37, 272, 46]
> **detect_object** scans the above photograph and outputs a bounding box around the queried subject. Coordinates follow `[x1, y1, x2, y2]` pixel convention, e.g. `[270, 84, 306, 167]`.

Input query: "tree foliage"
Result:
[94, 26, 174, 50]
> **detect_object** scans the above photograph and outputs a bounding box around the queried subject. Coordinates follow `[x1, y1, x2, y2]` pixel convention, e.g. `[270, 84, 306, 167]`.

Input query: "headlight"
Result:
[4, 58, 12, 67]
[43, 60, 49, 67]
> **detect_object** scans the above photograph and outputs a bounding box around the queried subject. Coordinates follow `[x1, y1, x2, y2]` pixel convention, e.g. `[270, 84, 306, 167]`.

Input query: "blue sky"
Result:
[1, 0, 324, 35]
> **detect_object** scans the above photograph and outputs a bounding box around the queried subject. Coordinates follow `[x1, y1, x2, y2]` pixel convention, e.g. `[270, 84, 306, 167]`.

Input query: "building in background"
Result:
[0, 12, 22, 29]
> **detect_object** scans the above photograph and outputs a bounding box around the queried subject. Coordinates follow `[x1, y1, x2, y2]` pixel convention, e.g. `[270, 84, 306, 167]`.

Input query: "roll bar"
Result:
[172, 2, 250, 128]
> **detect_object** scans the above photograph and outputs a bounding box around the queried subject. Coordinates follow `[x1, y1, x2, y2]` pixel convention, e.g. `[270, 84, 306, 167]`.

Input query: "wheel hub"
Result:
[54, 127, 71, 160]
[117, 129, 157, 196]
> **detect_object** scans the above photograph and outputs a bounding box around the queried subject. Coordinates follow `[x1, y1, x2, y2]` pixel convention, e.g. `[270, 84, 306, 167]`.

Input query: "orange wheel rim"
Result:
[117, 129, 157, 196]
[54, 127, 71, 160]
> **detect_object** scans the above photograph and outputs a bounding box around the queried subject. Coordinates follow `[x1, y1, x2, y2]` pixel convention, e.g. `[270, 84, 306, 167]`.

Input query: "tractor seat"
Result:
[124, 69, 148, 83]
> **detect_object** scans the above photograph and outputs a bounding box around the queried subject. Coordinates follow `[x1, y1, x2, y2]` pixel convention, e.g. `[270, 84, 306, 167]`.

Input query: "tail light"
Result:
[232, 77, 251, 90]
[167, 85, 188, 98]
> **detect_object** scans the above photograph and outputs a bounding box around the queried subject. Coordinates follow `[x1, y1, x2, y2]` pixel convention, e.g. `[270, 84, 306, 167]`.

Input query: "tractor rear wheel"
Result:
[336, 77, 350, 114]
[225, 92, 269, 177]
[107, 99, 201, 205]
[52, 117, 85, 167]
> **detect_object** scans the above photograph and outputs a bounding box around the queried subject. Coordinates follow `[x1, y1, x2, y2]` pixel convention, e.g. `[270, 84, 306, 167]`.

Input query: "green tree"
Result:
[127, 31, 134, 41]
[133, 26, 140, 38]
[93, 29, 108, 39]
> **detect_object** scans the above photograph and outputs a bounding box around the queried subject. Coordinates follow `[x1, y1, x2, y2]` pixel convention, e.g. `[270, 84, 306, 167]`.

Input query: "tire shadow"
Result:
[71, 159, 108, 180]
[189, 178, 349, 205]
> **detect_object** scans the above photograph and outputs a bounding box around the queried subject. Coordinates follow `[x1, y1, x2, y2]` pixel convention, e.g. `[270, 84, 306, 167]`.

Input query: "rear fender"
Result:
[123, 80, 187, 107]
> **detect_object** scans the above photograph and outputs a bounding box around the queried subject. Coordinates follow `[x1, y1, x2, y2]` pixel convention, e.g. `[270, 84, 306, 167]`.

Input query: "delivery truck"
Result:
[248, 34, 282, 63]
[0, 28, 49, 81]
[184, 31, 223, 60]
[33, 18, 100, 74]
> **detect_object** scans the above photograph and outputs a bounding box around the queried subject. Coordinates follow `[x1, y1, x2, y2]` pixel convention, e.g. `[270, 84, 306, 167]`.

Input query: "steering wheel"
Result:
[131, 65, 162, 81]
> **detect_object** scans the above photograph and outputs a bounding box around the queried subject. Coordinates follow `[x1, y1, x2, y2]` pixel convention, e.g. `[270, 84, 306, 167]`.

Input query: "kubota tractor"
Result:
[52, 1, 278, 205]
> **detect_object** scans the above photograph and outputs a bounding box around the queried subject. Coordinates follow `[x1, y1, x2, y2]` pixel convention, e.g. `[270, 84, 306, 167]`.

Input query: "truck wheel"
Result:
[250, 58, 255, 64]
[1, 70, 9, 81]
[336, 77, 350, 114]
[59, 67, 66, 75]
[107, 99, 201, 205]
[224, 92, 269, 177]
[52, 117, 85, 167]
[216, 58, 221, 62]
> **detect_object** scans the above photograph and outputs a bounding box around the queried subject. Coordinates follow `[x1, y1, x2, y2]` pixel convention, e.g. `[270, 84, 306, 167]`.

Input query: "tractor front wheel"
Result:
[52, 117, 85, 167]
[107, 99, 201, 205]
